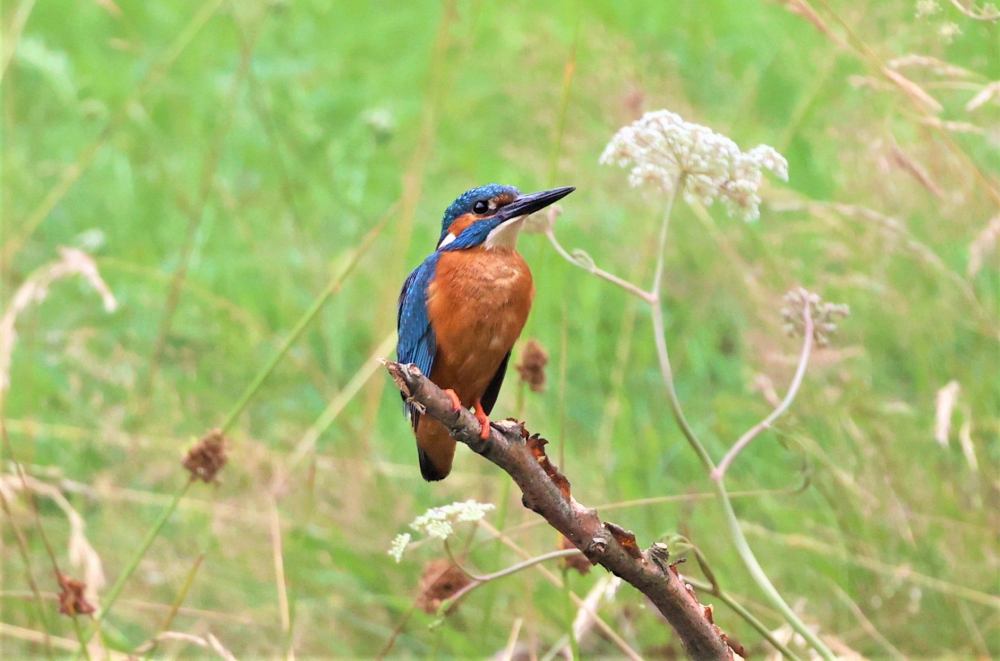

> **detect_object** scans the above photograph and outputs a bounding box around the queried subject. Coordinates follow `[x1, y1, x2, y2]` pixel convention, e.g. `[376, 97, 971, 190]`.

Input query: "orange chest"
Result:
[426, 248, 534, 363]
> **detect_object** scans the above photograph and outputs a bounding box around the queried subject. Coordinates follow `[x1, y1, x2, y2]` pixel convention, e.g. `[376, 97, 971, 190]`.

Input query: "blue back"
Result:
[396, 252, 440, 427]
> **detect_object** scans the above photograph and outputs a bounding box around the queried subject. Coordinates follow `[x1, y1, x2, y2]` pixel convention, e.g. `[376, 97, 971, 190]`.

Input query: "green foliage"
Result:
[2, 0, 997, 657]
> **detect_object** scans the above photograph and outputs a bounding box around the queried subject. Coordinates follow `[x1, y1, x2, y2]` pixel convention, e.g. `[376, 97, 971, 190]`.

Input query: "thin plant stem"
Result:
[268, 499, 294, 661]
[685, 576, 800, 660]
[500, 617, 523, 661]
[77, 480, 192, 653]
[219, 217, 387, 433]
[545, 228, 655, 303]
[492, 480, 808, 540]
[0, 0, 226, 263]
[742, 522, 1000, 608]
[282, 330, 396, 472]
[562, 567, 580, 661]
[443, 539, 581, 585]
[0, 424, 91, 658]
[645, 186, 836, 660]
[0, 487, 54, 659]
[0, 0, 36, 81]
[154, 553, 205, 641]
[71, 617, 91, 661]
[829, 582, 906, 660]
[713, 300, 815, 481]
[477, 520, 642, 661]
[78, 212, 385, 657]
[144, 7, 266, 398]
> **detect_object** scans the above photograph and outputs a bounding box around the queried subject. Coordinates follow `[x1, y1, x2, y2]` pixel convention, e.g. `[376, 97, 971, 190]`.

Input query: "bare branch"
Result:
[384, 361, 733, 660]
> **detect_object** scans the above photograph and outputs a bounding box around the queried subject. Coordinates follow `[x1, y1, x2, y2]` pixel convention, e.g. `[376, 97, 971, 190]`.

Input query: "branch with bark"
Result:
[385, 360, 739, 660]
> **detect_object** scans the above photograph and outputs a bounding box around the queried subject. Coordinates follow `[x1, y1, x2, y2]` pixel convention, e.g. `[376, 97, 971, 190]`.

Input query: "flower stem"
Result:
[713, 300, 814, 481]
[445, 539, 582, 584]
[77, 480, 191, 652]
[646, 185, 835, 660]
[685, 576, 801, 660]
[545, 228, 655, 303]
[439, 542, 583, 614]
[219, 220, 385, 433]
[76, 217, 387, 658]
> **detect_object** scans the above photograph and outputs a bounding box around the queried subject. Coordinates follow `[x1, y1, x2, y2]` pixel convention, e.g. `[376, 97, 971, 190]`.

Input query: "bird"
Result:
[396, 183, 574, 481]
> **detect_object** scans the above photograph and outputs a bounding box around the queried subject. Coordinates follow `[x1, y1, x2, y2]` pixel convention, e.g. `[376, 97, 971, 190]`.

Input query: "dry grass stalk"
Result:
[934, 380, 961, 447]
[918, 116, 990, 135]
[0, 247, 117, 393]
[887, 54, 978, 79]
[133, 630, 237, 661]
[966, 81, 1000, 112]
[0, 622, 123, 659]
[781, 0, 849, 49]
[967, 215, 1000, 276]
[888, 143, 945, 198]
[569, 574, 622, 644]
[948, 0, 1000, 20]
[958, 415, 979, 472]
[0, 473, 106, 605]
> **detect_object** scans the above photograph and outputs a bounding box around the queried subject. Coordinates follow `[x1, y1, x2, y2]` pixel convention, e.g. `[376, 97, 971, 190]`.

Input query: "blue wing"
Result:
[397, 253, 440, 429]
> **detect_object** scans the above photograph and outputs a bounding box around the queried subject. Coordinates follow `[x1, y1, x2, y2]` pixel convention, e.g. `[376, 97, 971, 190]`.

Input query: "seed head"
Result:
[781, 287, 850, 347]
[415, 559, 471, 614]
[182, 429, 228, 484]
[57, 573, 95, 616]
[516, 339, 549, 392]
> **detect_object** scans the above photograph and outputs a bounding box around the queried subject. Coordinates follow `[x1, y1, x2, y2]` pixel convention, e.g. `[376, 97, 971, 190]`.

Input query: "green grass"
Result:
[2, 0, 997, 657]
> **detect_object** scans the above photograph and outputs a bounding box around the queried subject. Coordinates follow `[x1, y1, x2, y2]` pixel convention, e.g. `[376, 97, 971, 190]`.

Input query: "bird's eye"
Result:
[473, 200, 489, 214]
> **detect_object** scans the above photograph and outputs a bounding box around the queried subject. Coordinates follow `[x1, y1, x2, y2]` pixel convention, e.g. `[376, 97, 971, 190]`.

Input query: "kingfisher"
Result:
[397, 183, 575, 481]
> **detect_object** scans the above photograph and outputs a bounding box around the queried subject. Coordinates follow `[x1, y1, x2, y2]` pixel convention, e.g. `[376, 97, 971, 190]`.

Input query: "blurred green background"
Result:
[2, 0, 997, 657]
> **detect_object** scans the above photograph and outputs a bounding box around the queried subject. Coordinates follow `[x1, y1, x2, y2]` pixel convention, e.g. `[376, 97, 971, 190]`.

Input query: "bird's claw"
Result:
[473, 400, 491, 440]
[443, 389, 463, 412]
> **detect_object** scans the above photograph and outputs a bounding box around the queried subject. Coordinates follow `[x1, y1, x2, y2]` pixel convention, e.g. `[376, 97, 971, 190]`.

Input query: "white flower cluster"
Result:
[410, 500, 495, 539]
[387, 500, 495, 563]
[599, 110, 788, 221]
[388, 533, 411, 563]
[915, 0, 940, 17]
[938, 22, 961, 43]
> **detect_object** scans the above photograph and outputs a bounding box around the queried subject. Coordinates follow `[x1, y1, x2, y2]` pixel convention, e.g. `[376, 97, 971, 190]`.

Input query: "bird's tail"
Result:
[415, 415, 456, 481]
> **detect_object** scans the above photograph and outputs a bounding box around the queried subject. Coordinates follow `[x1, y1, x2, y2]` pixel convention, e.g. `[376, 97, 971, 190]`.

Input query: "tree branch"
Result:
[384, 360, 735, 660]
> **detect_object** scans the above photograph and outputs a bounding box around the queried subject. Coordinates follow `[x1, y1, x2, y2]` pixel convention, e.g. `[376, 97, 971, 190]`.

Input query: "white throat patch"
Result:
[483, 216, 526, 250]
[437, 232, 457, 249]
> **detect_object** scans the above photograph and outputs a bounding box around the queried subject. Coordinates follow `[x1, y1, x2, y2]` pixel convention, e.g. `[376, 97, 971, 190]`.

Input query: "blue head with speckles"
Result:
[439, 184, 519, 245]
[434, 183, 576, 251]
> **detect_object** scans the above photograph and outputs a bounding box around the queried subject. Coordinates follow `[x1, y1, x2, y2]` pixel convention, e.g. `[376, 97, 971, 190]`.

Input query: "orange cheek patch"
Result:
[447, 213, 478, 237]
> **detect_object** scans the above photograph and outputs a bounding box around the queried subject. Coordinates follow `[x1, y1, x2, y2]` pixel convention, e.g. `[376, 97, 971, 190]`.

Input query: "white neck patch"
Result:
[437, 232, 457, 249]
[483, 216, 526, 250]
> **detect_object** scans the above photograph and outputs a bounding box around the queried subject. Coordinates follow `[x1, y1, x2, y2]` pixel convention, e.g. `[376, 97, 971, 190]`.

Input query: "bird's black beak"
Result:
[496, 186, 575, 223]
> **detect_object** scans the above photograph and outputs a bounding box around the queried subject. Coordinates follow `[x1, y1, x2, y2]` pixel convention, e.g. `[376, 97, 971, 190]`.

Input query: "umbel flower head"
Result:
[388, 500, 495, 563]
[600, 110, 788, 221]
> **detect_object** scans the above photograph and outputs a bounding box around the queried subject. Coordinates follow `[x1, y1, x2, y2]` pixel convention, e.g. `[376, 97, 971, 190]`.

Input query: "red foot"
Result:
[473, 399, 491, 440]
[442, 389, 462, 412]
